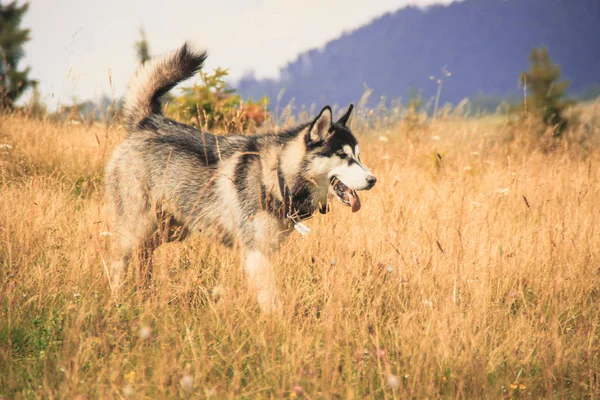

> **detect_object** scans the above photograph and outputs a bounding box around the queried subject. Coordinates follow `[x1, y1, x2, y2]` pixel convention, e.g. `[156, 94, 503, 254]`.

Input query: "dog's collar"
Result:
[276, 161, 289, 211]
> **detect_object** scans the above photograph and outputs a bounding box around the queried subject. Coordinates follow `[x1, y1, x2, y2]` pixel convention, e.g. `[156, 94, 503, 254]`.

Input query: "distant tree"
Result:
[521, 47, 571, 137]
[134, 27, 151, 66]
[0, 1, 36, 109]
[408, 87, 424, 112]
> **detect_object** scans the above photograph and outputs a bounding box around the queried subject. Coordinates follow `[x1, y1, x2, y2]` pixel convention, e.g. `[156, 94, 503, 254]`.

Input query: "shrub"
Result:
[164, 67, 268, 132]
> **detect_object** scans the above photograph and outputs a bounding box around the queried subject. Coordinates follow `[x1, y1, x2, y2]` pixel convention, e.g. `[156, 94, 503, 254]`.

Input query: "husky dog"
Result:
[105, 43, 377, 312]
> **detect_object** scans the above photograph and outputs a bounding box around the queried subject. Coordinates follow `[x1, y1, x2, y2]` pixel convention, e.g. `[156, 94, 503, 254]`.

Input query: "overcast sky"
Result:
[20, 0, 455, 108]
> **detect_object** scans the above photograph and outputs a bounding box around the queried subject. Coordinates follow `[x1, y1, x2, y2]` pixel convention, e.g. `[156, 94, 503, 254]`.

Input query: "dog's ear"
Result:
[337, 104, 354, 127]
[308, 106, 332, 144]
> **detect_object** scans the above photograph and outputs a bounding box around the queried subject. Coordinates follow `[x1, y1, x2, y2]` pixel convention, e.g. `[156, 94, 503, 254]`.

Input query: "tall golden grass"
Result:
[1, 105, 599, 398]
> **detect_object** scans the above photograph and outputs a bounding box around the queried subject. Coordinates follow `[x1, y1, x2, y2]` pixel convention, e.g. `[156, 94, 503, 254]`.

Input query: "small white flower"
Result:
[180, 374, 194, 393]
[422, 299, 433, 307]
[211, 285, 226, 299]
[0, 144, 13, 149]
[378, 135, 389, 142]
[387, 266, 393, 273]
[387, 374, 399, 389]
[138, 326, 152, 340]
[123, 383, 134, 397]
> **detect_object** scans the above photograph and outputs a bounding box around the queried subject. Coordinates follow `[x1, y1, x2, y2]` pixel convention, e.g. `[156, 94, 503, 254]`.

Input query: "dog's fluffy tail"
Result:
[123, 42, 207, 130]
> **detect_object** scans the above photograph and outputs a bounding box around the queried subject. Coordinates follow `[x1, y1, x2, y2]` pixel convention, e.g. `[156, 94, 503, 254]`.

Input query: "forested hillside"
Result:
[237, 0, 600, 108]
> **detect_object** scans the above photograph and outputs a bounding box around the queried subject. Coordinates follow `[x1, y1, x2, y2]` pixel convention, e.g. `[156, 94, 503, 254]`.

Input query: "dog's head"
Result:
[304, 104, 377, 213]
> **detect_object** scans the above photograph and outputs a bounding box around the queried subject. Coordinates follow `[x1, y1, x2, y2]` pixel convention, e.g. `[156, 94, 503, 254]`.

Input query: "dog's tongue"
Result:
[331, 177, 361, 213]
[348, 188, 361, 213]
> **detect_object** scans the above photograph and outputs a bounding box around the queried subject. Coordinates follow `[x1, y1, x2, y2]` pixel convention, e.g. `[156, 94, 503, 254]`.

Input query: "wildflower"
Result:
[386, 265, 393, 273]
[292, 385, 303, 395]
[387, 374, 399, 389]
[211, 285, 226, 299]
[123, 383, 134, 397]
[125, 370, 136, 384]
[378, 135, 389, 142]
[139, 325, 152, 340]
[180, 374, 194, 393]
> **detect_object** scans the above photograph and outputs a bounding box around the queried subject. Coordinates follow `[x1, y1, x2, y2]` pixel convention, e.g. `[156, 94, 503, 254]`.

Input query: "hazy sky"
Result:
[21, 0, 455, 107]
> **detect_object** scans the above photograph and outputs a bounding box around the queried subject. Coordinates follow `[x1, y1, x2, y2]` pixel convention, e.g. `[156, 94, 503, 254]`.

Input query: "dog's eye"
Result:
[336, 151, 347, 159]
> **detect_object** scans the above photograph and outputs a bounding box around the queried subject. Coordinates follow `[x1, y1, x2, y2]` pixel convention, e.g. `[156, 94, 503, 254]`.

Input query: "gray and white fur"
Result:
[105, 43, 377, 312]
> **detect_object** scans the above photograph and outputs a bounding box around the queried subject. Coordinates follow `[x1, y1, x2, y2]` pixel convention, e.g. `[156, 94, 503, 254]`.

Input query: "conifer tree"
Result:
[0, 1, 36, 109]
[134, 27, 151, 66]
[521, 47, 570, 137]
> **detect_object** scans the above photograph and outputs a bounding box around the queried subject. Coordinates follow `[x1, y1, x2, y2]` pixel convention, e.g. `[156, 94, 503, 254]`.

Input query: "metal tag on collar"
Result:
[287, 212, 311, 236]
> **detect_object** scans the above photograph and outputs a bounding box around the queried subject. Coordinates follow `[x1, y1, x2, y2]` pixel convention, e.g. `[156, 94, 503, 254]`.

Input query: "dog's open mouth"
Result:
[330, 177, 361, 212]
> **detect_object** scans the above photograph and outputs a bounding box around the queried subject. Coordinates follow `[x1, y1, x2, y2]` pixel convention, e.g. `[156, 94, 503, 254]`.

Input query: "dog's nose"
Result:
[366, 175, 377, 188]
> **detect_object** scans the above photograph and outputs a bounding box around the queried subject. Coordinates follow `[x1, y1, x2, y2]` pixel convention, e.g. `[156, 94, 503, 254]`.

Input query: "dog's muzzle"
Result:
[365, 175, 377, 190]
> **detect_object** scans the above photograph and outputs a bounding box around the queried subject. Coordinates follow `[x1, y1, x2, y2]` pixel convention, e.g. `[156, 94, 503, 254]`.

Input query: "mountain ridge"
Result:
[237, 0, 600, 109]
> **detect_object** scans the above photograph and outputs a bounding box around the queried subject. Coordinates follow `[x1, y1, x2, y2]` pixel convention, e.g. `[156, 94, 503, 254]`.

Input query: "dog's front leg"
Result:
[244, 249, 281, 313]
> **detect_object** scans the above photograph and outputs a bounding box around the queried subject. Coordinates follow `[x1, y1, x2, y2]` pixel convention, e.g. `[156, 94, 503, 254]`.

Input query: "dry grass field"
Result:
[1, 105, 600, 398]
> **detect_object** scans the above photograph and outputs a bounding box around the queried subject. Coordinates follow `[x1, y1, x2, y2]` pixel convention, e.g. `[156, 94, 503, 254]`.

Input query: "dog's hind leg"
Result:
[110, 216, 157, 293]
